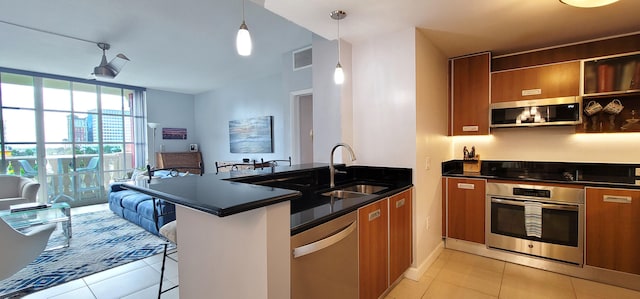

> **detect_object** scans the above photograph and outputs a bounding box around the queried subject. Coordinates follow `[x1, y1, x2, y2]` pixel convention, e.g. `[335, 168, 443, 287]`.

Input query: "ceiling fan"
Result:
[93, 42, 130, 79]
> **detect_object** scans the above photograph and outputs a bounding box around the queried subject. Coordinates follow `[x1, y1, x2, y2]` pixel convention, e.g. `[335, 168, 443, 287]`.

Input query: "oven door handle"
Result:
[491, 198, 579, 211]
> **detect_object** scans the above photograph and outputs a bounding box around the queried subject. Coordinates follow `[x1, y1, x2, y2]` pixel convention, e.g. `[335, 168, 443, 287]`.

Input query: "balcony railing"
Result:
[5, 153, 132, 207]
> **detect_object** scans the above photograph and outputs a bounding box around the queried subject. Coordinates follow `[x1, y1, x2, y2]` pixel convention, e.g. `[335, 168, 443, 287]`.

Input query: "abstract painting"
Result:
[229, 116, 273, 153]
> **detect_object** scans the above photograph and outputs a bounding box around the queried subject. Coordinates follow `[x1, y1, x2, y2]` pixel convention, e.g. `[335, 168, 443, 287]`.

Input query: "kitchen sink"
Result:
[338, 184, 388, 194]
[321, 190, 369, 199]
[321, 184, 389, 199]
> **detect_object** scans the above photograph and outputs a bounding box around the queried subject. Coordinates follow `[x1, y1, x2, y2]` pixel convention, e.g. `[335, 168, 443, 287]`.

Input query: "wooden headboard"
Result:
[156, 152, 204, 174]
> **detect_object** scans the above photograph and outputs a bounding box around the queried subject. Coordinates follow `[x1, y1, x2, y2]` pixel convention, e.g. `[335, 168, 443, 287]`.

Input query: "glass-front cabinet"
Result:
[583, 52, 640, 95]
[579, 52, 640, 133]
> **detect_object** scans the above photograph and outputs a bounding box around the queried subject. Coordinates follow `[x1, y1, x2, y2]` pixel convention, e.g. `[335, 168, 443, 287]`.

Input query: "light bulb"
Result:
[236, 21, 252, 56]
[334, 62, 344, 85]
[559, 0, 618, 8]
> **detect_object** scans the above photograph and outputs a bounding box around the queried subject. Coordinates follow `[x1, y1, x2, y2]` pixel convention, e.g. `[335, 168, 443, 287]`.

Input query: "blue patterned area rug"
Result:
[0, 210, 172, 297]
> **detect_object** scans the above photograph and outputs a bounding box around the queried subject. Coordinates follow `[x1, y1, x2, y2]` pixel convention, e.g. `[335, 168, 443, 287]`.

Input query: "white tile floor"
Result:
[24, 252, 179, 299]
[385, 249, 640, 299]
[23, 205, 640, 299]
[22, 204, 179, 299]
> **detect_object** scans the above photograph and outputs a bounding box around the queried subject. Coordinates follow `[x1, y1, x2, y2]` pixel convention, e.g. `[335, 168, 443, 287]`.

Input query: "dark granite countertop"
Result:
[229, 164, 413, 235]
[123, 174, 302, 217]
[122, 164, 413, 235]
[442, 160, 640, 189]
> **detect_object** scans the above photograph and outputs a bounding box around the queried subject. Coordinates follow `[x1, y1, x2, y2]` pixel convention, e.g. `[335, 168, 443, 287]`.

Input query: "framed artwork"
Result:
[162, 128, 187, 140]
[229, 116, 273, 153]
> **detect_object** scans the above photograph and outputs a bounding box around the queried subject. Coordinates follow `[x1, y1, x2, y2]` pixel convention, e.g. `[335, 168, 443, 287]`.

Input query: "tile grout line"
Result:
[497, 261, 506, 299]
[569, 277, 578, 299]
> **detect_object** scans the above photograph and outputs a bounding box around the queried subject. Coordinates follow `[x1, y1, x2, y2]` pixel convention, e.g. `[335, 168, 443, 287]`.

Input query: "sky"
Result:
[2, 82, 127, 147]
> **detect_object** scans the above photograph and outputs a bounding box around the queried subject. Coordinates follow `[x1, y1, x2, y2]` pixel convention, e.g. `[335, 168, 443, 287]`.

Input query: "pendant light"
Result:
[559, 0, 619, 8]
[236, 0, 252, 56]
[330, 10, 346, 85]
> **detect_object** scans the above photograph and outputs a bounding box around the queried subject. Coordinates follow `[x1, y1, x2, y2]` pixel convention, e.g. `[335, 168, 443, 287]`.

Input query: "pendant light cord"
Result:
[242, 0, 246, 22]
[337, 17, 341, 62]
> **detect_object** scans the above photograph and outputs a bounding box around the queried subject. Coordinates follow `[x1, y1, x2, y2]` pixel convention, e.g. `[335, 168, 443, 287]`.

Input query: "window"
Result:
[0, 69, 146, 207]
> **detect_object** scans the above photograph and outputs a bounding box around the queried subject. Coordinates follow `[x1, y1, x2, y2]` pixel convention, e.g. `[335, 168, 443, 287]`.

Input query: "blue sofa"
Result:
[108, 183, 176, 236]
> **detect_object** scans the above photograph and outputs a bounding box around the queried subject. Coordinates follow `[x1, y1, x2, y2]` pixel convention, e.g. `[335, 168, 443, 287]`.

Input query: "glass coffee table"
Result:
[0, 202, 71, 249]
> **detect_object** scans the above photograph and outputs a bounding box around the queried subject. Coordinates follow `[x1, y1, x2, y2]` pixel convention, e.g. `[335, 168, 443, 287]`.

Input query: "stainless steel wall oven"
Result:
[486, 182, 585, 265]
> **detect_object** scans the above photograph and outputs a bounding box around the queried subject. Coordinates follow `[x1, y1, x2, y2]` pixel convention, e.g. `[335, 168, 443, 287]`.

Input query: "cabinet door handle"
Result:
[462, 126, 479, 132]
[395, 198, 405, 208]
[457, 183, 475, 190]
[368, 209, 381, 221]
[603, 195, 632, 204]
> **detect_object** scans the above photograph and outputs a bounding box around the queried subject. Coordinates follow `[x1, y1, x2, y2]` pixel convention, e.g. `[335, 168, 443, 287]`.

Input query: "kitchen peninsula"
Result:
[123, 163, 413, 299]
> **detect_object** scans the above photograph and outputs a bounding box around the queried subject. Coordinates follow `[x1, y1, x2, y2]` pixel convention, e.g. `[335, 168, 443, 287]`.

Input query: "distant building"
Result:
[67, 109, 130, 143]
[67, 115, 90, 142]
[94, 109, 131, 143]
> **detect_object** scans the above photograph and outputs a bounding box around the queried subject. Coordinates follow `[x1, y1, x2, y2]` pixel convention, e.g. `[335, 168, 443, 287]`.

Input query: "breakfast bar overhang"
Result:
[124, 174, 301, 299]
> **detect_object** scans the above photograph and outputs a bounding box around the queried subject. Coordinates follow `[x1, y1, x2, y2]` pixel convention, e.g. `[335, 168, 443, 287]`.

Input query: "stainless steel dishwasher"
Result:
[291, 211, 358, 299]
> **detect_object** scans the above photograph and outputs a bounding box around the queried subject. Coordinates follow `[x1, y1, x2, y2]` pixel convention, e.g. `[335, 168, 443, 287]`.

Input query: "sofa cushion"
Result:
[136, 199, 175, 220]
[108, 184, 176, 236]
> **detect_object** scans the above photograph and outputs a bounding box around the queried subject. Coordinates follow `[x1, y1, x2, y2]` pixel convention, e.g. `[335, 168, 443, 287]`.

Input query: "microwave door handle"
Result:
[292, 221, 356, 259]
[491, 198, 578, 211]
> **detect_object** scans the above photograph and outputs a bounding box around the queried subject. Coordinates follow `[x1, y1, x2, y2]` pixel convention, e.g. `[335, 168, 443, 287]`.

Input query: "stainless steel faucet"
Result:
[329, 143, 357, 188]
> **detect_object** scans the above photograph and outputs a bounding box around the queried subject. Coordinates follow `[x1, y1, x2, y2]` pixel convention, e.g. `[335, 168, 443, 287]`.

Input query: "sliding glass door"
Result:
[1, 70, 146, 207]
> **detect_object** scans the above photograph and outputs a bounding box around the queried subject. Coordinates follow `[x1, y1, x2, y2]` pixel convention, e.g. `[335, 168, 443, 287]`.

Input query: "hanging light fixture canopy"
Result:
[236, 0, 252, 56]
[330, 10, 346, 85]
[559, 0, 619, 8]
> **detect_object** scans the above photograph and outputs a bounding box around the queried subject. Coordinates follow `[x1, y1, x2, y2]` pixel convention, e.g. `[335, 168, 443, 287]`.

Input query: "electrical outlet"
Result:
[425, 217, 430, 231]
[425, 157, 431, 170]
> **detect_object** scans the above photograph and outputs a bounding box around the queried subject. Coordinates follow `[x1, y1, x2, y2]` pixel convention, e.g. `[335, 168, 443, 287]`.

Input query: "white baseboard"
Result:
[403, 240, 444, 281]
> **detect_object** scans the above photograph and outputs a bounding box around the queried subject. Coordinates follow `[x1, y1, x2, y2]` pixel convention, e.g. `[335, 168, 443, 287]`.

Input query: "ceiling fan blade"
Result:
[107, 53, 130, 75]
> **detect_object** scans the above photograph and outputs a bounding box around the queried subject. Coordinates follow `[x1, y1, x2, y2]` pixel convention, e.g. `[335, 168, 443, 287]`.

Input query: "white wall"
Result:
[414, 29, 450, 276]
[311, 34, 345, 163]
[194, 73, 293, 170]
[353, 27, 449, 280]
[352, 28, 416, 168]
[451, 126, 640, 163]
[146, 89, 196, 165]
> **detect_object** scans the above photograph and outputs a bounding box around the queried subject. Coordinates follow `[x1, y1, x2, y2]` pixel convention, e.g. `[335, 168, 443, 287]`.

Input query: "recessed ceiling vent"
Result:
[293, 46, 312, 71]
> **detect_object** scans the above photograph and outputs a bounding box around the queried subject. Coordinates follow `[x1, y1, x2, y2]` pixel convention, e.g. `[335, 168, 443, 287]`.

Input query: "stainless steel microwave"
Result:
[490, 96, 582, 128]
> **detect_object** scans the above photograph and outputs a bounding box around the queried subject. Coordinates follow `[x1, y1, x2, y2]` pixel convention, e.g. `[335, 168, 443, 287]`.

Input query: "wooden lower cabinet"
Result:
[389, 189, 413, 283]
[358, 188, 413, 299]
[586, 187, 640, 275]
[446, 178, 485, 244]
[359, 199, 388, 299]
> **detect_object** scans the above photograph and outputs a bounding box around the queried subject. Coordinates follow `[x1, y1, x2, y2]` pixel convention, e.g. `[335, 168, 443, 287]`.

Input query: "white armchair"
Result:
[0, 219, 56, 281]
[0, 175, 41, 210]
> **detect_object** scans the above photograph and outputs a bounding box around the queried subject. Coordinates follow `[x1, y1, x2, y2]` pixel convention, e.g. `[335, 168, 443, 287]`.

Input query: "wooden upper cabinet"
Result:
[586, 187, 640, 275]
[450, 52, 490, 136]
[491, 61, 580, 103]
